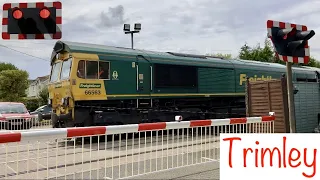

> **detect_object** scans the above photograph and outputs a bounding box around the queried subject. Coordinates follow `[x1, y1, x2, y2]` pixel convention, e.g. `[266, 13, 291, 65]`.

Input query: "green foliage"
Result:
[0, 62, 47, 109]
[215, 37, 320, 68]
[21, 87, 48, 111]
[0, 69, 29, 102]
[0, 62, 18, 72]
[238, 43, 252, 60]
[306, 57, 320, 68]
[238, 38, 275, 62]
[22, 98, 40, 111]
[0, 62, 30, 102]
[38, 87, 49, 105]
[207, 53, 234, 59]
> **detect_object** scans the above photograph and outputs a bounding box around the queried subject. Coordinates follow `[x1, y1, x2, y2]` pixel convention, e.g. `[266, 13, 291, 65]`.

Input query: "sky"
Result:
[0, 0, 320, 79]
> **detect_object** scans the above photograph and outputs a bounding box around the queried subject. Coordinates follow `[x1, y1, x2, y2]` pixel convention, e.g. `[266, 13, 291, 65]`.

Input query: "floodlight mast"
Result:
[123, 23, 141, 49]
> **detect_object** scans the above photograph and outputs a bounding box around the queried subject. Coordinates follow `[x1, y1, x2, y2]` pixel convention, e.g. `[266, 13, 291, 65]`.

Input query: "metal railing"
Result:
[0, 115, 52, 131]
[0, 113, 275, 179]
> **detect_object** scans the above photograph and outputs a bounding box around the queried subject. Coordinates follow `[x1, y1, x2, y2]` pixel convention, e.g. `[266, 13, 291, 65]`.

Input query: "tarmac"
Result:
[121, 160, 219, 180]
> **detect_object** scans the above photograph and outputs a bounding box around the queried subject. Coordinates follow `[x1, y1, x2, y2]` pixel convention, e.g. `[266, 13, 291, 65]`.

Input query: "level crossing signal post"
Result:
[267, 20, 316, 133]
[2, 1, 62, 40]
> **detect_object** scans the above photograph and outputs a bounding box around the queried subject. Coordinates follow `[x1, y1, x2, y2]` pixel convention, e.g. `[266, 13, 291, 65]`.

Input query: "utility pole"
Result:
[286, 62, 296, 133]
[123, 23, 141, 49]
[131, 32, 134, 49]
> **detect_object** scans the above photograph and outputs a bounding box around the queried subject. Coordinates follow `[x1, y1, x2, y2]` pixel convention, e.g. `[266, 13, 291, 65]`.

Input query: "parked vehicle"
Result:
[0, 102, 32, 130]
[29, 105, 52, 121]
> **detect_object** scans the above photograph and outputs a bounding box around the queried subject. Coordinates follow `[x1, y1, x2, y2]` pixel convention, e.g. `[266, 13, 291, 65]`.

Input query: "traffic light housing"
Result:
[2, 1, 62, 40]
[267, 20, 315, 64]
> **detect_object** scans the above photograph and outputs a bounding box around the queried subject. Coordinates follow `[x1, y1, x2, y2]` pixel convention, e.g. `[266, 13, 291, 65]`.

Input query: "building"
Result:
[26, 75, 50, 98]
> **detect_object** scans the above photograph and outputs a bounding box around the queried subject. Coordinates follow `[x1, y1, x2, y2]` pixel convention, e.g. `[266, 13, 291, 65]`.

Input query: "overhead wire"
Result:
[0, 44, 50, 62]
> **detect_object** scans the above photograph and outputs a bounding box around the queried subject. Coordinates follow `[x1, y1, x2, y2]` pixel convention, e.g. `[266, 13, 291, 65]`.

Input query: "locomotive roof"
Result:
[52, 41, 318, 74]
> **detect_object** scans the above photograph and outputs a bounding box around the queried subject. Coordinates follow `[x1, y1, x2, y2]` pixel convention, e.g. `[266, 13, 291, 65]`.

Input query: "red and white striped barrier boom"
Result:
[0, 113, 275, 144]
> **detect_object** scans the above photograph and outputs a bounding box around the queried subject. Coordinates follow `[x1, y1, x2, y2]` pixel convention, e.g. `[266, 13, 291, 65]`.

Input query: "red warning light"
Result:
[39, 8, 50, 19]
[12, 8, 23, 20]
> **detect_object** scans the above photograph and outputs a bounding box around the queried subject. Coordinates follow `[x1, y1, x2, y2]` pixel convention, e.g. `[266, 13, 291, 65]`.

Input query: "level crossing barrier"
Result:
[0, 115, 52, 131]
[0, 113, 275, 179]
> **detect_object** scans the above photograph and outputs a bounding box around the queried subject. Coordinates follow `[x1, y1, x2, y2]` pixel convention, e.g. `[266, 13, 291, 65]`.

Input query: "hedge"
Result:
[21, 97, 42, 112]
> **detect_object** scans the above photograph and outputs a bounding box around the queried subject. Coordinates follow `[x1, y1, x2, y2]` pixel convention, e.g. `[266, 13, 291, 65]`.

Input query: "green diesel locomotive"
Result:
[48, 41, 319, 128]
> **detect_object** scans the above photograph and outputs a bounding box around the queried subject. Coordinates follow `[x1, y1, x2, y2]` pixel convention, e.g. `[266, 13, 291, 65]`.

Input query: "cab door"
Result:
[136, 55, 151, 96]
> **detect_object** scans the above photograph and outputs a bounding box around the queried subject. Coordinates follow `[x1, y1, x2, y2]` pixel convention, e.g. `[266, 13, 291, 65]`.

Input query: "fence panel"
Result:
[0, 113, 275, 179]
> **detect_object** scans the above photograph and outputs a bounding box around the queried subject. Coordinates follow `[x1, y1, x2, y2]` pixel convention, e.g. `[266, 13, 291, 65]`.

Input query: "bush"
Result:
[21, 87, 49, 112]
[22, 98, 40, 111]
[38, 88, 49, 105]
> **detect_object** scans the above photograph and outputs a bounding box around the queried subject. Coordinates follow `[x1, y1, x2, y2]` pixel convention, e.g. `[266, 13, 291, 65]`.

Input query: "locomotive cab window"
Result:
[50, 61, 62, 82]
[154, 64, 197, 88]
[77, 60, 85, 78]
[98, 61, 110, 79]
[86, 61, 98, 79]
[60, 58, 72, 80]
[77, 60, 110, 80]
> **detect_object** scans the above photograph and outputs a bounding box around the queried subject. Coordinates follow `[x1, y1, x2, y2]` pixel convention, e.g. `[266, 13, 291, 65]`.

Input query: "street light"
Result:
[123, 23, 141, 49]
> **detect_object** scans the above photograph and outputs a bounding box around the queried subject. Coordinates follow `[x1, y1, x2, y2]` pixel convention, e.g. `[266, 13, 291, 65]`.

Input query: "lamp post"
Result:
[123, 23, 141, 49]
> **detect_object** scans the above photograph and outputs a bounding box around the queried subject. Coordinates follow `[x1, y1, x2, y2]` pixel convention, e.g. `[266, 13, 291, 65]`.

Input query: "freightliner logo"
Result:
[79, 83, 101, 88]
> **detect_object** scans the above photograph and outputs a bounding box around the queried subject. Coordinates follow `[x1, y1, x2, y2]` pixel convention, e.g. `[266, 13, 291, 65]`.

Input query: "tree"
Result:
[305, 57, 320, 68]
[239, 43, 253, 60]
[259, 39, 276, 62]
[0, 70, 29, 102]
[22, 98, 40, 111]
[0, 62, 18, 72]
[207, 53, 234, 59]
[38, 87, 49, 105]
[237, 38, 320, 67]
[238, 38, 275, 62]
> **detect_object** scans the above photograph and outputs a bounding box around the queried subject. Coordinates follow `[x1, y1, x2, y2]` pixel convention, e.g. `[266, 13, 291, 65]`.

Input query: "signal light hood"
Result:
[296, 30, 315, 41]
[287, 40, 306, 54]
[277, 28, 296, 40]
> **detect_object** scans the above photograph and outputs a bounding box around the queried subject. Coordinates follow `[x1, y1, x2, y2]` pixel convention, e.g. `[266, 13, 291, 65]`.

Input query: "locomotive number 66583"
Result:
[84, 90, 101, 95]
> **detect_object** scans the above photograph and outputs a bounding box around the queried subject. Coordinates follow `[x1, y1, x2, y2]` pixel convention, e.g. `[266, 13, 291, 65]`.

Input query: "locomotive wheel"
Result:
[51, 113, 60, 128]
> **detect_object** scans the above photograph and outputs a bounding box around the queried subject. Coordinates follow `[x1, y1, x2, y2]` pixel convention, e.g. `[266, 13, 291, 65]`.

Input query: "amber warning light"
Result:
[2, 1, 62, 40]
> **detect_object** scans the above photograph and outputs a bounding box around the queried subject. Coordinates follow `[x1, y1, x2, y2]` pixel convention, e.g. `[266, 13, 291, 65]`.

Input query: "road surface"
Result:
[122, 160, 220, 179]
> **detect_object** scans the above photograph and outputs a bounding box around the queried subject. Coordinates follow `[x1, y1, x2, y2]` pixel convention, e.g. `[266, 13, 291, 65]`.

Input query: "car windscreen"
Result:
[0, 104, 27, 114]
[35, 105, 46, 112]
[35, 105, 51, 113]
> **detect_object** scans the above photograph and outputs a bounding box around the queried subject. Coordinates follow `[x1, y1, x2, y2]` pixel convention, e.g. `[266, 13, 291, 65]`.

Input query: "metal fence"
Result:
[0, 113, 275, 179]
[0, 115, 52, 131]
